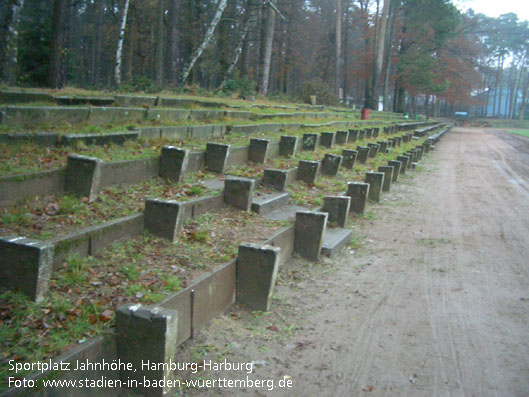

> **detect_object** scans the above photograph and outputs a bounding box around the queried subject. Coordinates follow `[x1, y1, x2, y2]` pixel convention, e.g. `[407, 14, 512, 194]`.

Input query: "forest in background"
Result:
[0, 0, 528, 119]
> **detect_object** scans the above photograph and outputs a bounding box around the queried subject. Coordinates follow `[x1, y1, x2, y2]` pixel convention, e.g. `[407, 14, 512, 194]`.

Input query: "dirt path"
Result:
[178, 127, 529, 396]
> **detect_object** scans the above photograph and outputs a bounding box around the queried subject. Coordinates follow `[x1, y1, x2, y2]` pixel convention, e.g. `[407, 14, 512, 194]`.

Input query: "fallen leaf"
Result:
[362, 385, 374, 392]
[99, 310, 113, 322]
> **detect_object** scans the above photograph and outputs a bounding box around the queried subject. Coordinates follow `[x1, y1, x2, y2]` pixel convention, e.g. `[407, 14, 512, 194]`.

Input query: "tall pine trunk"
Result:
[259, 1, 276, 95]
[49, 0, 69, 88]
[180, 0, 228, 84]
[115, 0, 131, 86]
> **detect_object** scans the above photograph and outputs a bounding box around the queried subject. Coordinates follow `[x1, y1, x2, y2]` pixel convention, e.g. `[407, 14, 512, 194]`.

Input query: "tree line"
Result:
[0, 0, 528, 118]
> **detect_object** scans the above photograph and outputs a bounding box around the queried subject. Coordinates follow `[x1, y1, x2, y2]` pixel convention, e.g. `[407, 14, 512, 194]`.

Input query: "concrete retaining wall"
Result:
[0, 169, 65, 208]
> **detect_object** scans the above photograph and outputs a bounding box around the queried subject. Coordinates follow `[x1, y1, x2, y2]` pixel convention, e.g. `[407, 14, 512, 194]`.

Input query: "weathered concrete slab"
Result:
[378, 166, 393, 192]
[0, 90, 54, 103]
[263, 204, 308, 221]
[367, 143, 379, 158]
[144, 199, 182, 241]
[321, 154, 343, 176]
[89, 213, 144, 255]
[294, 211, 328, 261]
[262, 169, 290, 191]
[55, 96, 114, 106]
[146, 108, 190, 123]
[358, 130, 366, 140]
[88, 107, 146, 125]
[396, 155, 409, 174]
[61, 131, 139, 147]
[346, 182, 370, 214]
[64, 154, 102, 201]
[159, 147, 188, 183]
[205, 143, 230, 173]
[302, 133, 319, 151]
[297, 160, 320, 184]
[2, 106, 91, 127]
[116, 304, 178, 396]
[341, 149, 358, 169]
[251, 191, 290, 215]
[388, 160, 402, 182]
[0, 169, 65, 209]
[321, 228, 353, 257]
[356, 146, 370, 163]
[114, 95, 158, 107]
[160, 126, 189, 140]
[99, 158, 159, 189]
[365, 171, 385, 203]
[279, 135, 298, 156]
[248, 138, 270, 163]
[348, 129, 359, 142]
[236, 243, 281, 311]
[224, 176, 255, 211]
[0, 237, 54, 302]
[322, 196, 351, 227]
[320, 132, 335, 148]
[377, 141, 388, 153]
[335, 130, 349, 144]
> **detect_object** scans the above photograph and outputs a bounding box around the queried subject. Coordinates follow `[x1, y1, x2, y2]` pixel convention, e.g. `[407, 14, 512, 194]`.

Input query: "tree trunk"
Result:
[259, 1, 276, 95]
[115, 0, 131, 86]
[0, 0, 25, 83]
[155, 0, 164, 85]
[382, 1, 396, 111]
[335, 0, 342, 99]
[49, 0, 69, 88]
[93, 0, 104, 85]
[180, 0, 228, 85]
[222, 12, 252, 85]
[372, 0, 390, 110]
[166, 0, 179, 85]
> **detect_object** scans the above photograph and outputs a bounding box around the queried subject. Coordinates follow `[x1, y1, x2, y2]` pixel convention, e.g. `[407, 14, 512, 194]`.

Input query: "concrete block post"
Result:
[341, 149, 358, 169]
[348, 129, 359, 142]
[224, 176, 255, 211]
[297, 160, 320, 184]
[395, 136, 402, 146]
[365, 128, 373, 138]
[144, 199, 182, 241]
[423, 140, 431, 153]
[279, 135, 298, 156]
[416, 146, 424, 161]
[365, 172, 385, 203]
[64, 154, 103, 201]
[321, 154, 343, 176]
[159, 146, 188, 183]
[294, 211, 328, 261]
[320, 132, 335, 148]
[206, 143, 230, 173]
[248, 138, 270, 163]
[336, 130, 349, 144]
[0, 237, 54, 302]
[387, 138, 396, 148]
[322, 196, 351, 227]
[377, 141, 388, 153]
[367, 143, 379, 158]
[346, 182, 370, 214]
[396, 155, 409, 174]
[356, 146, 370, 163]
[302, 133, 318, 151]
[358, 130, 366, 140]
[236, 243, 281, 311]
[116, 304, 178, 397]
[263, 169, 289, 191]
[388, 160, 402, 182]
[378, 166, 393, 192]
[373, 127, 380, 138]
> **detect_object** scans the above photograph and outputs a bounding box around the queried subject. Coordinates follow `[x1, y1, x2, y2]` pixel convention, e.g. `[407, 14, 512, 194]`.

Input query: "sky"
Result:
[453, 0, 529, 22]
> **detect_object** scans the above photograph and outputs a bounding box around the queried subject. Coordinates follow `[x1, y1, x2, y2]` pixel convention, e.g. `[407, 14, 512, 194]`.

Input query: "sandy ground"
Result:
[174, 127, 529, 397]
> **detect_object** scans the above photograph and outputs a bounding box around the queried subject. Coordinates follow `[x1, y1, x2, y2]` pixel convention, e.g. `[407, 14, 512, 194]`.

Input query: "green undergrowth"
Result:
[0, 208, 286, 386]
[0, 171, 218, 239]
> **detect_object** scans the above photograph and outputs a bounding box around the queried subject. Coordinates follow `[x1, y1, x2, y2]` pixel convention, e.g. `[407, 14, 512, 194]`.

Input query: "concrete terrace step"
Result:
[321, 228, 353, 257]
[251, 191, 290, 216]
[263, 204, 308, 221]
